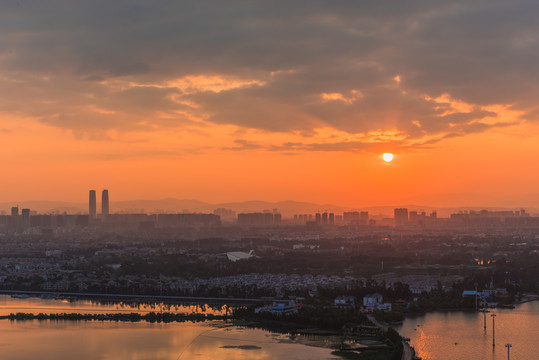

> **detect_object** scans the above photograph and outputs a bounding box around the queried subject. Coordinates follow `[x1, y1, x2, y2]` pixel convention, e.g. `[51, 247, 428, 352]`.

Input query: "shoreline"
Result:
[0, 311, 229, 323]
[0, 289, 263, 305]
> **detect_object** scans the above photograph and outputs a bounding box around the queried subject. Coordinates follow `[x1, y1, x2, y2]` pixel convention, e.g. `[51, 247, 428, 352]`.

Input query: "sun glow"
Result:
[382, 153, 394, 162]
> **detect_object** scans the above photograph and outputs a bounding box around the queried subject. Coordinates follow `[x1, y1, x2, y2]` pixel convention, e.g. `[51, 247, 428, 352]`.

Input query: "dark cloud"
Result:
[223, 139, 264, 151]
[249, 138, 409, 154]
[0, 0, 534, 146]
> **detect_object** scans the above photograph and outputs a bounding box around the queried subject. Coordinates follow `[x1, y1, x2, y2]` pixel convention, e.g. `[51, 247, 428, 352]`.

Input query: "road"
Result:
[0, 289, 263, 304]
[401, 340, 413, 360]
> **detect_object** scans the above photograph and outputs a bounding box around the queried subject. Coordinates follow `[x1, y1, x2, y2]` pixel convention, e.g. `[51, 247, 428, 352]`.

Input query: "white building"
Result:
[363, 293, 392, 312]
[255, 300, 299, 315]
[363, 293, 383, 308]
[226, 250, 255, 262]
[334, 296, 355, 306]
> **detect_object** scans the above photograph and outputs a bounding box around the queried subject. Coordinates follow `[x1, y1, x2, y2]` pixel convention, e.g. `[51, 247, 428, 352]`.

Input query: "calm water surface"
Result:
[0, 295, 226, 315]
[397, 301, 539, 360]
[0, 296, 339, 360]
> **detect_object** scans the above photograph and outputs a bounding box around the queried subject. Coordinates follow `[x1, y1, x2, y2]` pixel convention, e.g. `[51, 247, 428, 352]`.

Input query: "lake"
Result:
[397, 301, 539, 360]
[0, 295, 339, 360]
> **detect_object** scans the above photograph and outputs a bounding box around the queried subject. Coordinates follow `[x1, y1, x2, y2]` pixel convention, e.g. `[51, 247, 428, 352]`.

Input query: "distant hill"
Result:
[113, 198, 212, 213]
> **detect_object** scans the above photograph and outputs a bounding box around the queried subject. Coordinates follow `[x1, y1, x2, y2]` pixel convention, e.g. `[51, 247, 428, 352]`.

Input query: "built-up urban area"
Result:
[2, 190, 539, 359]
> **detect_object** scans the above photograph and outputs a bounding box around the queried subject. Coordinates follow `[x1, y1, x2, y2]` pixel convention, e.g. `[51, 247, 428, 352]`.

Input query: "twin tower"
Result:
[89, 189, 109, 219]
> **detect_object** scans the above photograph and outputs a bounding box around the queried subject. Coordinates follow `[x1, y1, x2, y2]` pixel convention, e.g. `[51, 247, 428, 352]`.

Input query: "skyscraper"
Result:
[89, 190, 97, 219]
[394, 208, 409, 226]
[21, 208, 30, 230]
[102, 189, 109, 216]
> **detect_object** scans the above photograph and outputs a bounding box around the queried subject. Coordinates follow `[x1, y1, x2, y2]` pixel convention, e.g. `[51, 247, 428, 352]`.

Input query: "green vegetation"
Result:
[233, 305, 373, 332]
[233, 306, 403, 360]
[3, 312, 227, 323]
[220, 345, 261, 350]
[372, 305, 405, 323]
[330, 327, 402, 360]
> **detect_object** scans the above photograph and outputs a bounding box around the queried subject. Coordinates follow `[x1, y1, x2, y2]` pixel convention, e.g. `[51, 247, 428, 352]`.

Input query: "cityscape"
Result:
[3, 189, 539, 234]
[1, 190, 539, 359]
[2, 1, 539, 359]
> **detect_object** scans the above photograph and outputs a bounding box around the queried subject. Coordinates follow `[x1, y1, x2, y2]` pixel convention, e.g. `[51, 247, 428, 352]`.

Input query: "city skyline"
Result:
[1, 189, 537, 222]
[1, 2, 538, 360]
[1, 195, 538, 217]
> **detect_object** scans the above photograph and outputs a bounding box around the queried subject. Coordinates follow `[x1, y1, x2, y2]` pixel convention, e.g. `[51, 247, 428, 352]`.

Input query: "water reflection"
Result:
[0, 296, 336, 360]
[0, 321, 336, 360]
[0, 295, 229, 315]
[397, 301, 539, 360]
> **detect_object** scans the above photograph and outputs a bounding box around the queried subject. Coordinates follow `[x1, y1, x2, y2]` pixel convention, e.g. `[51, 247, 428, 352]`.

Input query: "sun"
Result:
[382, 153, 394, 162]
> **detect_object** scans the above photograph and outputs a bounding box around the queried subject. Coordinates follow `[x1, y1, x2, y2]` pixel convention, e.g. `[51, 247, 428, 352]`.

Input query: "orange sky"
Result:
[2, 113, 539, 208]
[1, 2, 539, 208]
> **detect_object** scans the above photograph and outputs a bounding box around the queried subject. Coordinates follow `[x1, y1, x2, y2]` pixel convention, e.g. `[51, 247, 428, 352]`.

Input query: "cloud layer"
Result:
[0, 0, 536, 151]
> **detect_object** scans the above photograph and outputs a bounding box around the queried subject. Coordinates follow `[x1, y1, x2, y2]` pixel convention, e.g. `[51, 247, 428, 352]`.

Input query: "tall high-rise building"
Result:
[359, 211, 369, 225]
[11, 206, 19, 217]
[343, 211, 360, 224]
[89, 190, 97, 219]
[21, 208, 30, 230]
[394, 208, 409, 226]
[102, 189, 109, 216]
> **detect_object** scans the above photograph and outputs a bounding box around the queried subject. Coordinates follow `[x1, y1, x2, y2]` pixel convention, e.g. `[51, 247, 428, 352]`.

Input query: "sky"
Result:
[1, 0, 539, 208]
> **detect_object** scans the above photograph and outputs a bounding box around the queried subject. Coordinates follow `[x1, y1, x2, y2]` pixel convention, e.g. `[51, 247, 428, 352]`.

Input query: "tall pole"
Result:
[483, 309, 486, 329]
[491, 314, 496, 348]
[475, 283, 478, 312]
[505, 344, 512, 360]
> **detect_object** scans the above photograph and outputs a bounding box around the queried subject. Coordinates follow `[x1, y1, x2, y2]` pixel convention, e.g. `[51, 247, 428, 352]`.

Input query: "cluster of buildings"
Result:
[291, 211, 370, 226]
[332, 294, 391, 312]
[371, 273, 464, 294]
[259, 293, 394, 316]
[0, 210, 221, 234]
[3, 189, 539, 234]
[290, 207, 539, 231]
[169, 273, 363, 296]
[237, 212, 282, 226]
[393, 207, 539, 230]
[0, 190, 221, 234]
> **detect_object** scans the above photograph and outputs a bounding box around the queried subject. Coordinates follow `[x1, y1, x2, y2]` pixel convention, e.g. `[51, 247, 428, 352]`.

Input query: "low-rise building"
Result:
[226, 250, 255, 262]
[363, 293, 392, 312]
[255, 299, 299, 315]
[334, 296, 355, 307]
